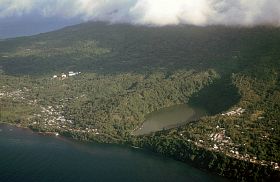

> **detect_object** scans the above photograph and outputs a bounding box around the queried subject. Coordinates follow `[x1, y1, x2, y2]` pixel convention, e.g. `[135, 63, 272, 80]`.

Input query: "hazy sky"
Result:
[1, 0, 280, 38]
[0, 13, 80, 38]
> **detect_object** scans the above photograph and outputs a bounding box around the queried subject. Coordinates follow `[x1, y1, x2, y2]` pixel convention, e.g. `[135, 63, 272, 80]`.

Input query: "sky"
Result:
[1, 0, 280, 38]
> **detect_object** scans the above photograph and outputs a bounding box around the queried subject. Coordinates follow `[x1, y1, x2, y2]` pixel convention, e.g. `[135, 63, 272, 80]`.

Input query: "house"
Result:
[69, 71, 76, 76]
[68, 71, 80, 77]
[222, 107, 246, 116]
[61, 73, 67, 78]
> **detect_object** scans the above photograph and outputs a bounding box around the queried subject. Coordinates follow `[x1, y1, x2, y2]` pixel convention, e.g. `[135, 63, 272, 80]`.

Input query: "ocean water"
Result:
[0, 124, 226, 182]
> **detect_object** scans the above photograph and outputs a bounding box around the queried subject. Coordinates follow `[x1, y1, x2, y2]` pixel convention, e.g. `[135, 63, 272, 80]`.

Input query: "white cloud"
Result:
[0, 0, 280, 26]
[0, 0, 34, 17]
[129, 0, 213, 26]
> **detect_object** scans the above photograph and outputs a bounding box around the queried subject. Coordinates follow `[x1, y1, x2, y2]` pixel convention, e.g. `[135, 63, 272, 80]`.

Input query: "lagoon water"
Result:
[0, 124, 226, 182]
[133, 105, 207, 135]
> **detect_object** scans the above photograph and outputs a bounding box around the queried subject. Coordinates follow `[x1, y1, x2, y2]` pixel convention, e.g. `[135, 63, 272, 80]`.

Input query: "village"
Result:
[52, 71, 81, 80]
[178, 105, 280, 172]
[208, 127, 279, 171]
[179, 128, 279, 171]
[32, 104, 100, 136]
[0, 84, 100, 137]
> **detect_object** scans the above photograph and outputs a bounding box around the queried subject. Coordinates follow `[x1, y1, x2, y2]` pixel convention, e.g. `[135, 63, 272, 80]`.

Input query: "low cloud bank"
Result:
[1, 0, 280, 26]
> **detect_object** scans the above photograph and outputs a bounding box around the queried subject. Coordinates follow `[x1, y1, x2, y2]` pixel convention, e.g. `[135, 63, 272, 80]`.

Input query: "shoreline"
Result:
[0, 122, 60, 137]
[1, 121, 279, 181]
[0, 122, 226, 179]
[0, 122, 229, 182]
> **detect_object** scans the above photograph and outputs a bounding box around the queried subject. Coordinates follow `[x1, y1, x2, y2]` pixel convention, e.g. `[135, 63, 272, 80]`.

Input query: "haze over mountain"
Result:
[1, 0, 280, 38]
[0, 13, 81, 39]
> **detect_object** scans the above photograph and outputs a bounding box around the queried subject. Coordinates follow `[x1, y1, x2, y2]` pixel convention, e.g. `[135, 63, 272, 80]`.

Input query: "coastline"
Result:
[0, 122, 59, 137]
[1, 121, 280, 181]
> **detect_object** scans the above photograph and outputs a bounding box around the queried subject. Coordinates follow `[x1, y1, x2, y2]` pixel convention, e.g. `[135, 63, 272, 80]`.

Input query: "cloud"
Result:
[0, 0, 34, 17]
[0, 0, 280, 26]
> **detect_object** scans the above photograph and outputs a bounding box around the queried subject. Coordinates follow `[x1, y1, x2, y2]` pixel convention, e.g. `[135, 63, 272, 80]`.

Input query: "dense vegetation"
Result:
[1, 22, 280, 181]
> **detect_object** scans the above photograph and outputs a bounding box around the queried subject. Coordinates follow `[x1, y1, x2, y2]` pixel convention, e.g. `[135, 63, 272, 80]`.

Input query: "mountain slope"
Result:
[0, 22, 280, 181]
[1, 22, 279, 76]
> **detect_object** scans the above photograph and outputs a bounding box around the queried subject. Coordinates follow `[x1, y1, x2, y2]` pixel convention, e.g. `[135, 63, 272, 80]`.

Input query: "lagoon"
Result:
[133, 105, 207, 135]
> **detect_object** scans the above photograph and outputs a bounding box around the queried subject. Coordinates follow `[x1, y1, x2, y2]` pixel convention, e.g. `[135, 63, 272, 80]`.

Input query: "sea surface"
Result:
[0, 124, 226, 182]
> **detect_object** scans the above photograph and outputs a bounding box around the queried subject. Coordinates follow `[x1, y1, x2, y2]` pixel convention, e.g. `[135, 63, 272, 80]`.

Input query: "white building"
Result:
[61, 73, 67, 78]
[68, 71, 80, 77]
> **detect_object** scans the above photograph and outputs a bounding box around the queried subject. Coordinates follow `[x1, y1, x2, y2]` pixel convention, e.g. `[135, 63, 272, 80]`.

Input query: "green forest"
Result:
[0, 22, 280, 181]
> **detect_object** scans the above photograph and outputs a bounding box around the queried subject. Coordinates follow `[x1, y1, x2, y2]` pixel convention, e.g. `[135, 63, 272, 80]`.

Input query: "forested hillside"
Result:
[0, 22, 280, 181]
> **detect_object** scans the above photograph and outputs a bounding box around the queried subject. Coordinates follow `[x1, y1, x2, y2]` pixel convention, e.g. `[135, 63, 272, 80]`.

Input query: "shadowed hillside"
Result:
[189, 77, 241, 115]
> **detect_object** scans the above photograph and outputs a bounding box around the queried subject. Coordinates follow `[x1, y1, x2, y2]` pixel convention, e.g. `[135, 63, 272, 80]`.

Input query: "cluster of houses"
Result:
[210, 129, 230, 143]
[52, 71, 81, 79]
[0, 89, 25, 100]
[221, 107, 246, 116]
[32, 104, 101, 136]
[181, 124, 280, 171]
